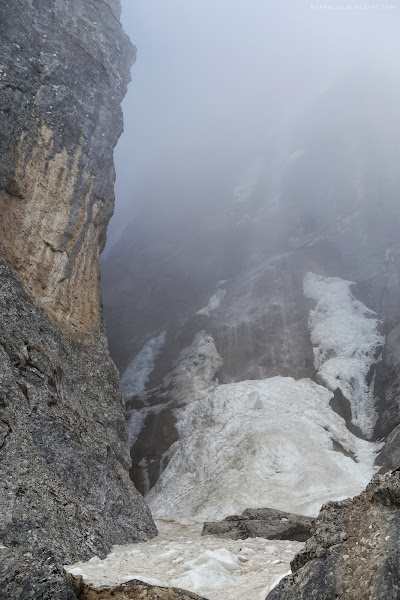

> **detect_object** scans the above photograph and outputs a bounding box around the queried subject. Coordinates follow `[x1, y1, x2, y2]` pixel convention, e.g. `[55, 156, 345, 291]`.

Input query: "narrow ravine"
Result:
[66, 520, 303, 600]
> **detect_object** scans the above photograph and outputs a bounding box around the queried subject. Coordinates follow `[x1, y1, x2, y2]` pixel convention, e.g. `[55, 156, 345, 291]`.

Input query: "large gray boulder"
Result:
[202, 507, 313, 542]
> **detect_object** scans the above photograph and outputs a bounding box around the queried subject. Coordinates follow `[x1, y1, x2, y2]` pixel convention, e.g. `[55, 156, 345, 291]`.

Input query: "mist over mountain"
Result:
[100, 2, 400, 597]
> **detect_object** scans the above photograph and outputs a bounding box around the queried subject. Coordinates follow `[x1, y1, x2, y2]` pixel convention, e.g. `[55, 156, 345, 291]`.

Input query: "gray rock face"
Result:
[375, 324, 400, 450]
[266, 470, 400, 600]
[0, 547, 77, 600]
[370, 323, 400, 473]
[202, 508, 313, 542]
[0, 0, 156, 577]
[0, 250, 156, 564]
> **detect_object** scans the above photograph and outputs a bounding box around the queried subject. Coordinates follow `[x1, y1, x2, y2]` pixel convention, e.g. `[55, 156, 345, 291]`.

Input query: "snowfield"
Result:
[66, 520, 303, 600]
[98, 274, 384, 600]
[146, 376, 379, 523]
[304, 272, 384, 438]
[120, 332, 166, 446]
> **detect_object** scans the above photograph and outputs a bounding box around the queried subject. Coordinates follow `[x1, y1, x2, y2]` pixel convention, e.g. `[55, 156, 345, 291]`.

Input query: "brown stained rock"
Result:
[0, 0, 136, 340]
[67, 574, 209, 600]
[0, 127, 102, 339]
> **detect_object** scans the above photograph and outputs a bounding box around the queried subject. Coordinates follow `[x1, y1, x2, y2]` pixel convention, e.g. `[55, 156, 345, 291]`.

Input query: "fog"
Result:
[106, 0, 400, 247]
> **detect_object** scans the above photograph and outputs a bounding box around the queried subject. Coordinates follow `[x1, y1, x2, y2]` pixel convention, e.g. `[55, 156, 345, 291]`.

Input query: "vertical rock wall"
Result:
[0, 0, 133, 339]
[0, 0, 157, 565]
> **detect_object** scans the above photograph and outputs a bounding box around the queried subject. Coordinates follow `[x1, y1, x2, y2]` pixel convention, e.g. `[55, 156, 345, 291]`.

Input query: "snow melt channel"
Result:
[304, 272, 384, 438]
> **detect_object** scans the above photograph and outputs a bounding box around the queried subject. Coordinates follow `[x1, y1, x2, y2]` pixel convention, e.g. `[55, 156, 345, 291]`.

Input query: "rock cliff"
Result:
[0, 0, 133, 340]
[0, 0, 156, 586]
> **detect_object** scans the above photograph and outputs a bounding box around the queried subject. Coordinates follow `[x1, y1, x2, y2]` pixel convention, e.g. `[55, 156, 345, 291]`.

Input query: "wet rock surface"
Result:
[266, 469, 400, 599]
[202, 508, 313, 542]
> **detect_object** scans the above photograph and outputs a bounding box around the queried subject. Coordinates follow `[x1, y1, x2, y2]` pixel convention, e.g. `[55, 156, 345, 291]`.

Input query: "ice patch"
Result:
[146, 377, 379, 523]
[120, 332, 166, 445]
[197, 289, 227, 317]
[304, 272, 384, 437]
[160, 331, 223, 406]
[120, 332, 166, 399]
[171, 548, 239, 592]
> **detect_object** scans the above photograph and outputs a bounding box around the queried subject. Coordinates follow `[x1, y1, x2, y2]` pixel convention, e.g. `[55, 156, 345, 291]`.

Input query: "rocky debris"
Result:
[0, 546, 77, 600]
[266, 469, 400, 599]
[68, 574, 208, 600]
[202, 508, 313, 542]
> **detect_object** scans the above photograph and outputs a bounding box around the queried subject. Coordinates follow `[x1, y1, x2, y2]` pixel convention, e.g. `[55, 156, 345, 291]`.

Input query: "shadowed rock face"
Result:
[202, 507, 313, 542]
[266, 470, 400, 600]
[0, 0, 135, 340]
[0, 0, 156, 573]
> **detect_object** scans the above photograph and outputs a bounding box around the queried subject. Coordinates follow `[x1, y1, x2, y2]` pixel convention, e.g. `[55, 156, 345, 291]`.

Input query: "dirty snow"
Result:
[304, 272, 384, 437]
[146, 377, 379, 523]
[66, 520, 302, 600]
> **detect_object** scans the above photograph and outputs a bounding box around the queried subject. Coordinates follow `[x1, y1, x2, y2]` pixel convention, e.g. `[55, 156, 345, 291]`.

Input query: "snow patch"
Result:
[120, 332, 166, 399]
[161, 331, 223, 406]
[304, 272, 384, 437]
[197, 288, 227, 317]
[171, 548, 239, 592]
[147, 377, 378, 523]
[120, 332, 166, 446]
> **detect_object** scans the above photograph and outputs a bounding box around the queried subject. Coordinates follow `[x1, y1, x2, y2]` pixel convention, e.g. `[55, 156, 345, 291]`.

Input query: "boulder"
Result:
[67, 574, 209, 600]
[202, 507, 313, 542]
